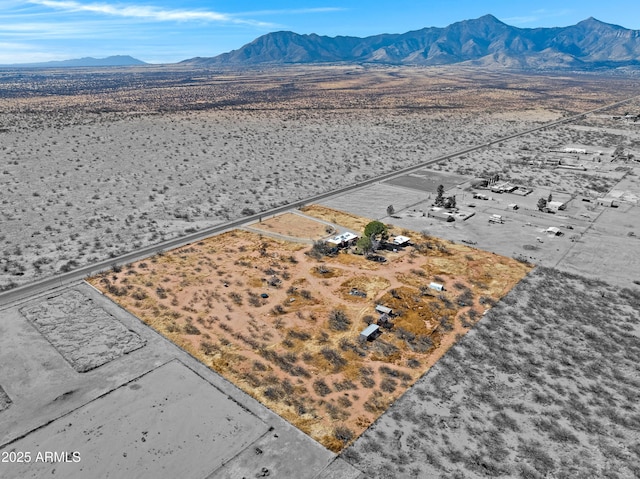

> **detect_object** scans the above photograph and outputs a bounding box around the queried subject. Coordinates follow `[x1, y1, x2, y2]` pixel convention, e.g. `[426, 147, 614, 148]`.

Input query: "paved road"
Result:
[1, 94, 638, 307]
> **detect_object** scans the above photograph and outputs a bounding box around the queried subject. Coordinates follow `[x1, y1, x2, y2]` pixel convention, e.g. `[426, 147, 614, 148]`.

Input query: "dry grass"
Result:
[88, 207, 530, 452]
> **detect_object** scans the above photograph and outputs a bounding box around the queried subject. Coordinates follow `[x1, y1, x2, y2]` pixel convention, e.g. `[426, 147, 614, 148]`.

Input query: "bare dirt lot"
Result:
[87, 206, 531, 451]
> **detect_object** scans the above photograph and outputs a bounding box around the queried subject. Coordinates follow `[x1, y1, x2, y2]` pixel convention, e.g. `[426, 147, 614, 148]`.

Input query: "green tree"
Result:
[537, 198, 548, 211]
[547, 193, 553, 203]
[363, 220, 388, 252]
[356, 235, 373, 256]
[364, 220, 388, 241]
[436, 184, 445, 206]
[444, 195, 457, 209]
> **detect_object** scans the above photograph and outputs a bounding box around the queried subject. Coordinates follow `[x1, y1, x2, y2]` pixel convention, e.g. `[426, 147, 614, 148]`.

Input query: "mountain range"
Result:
[183, 15, 640, 70]
[1, 55, 146, 68]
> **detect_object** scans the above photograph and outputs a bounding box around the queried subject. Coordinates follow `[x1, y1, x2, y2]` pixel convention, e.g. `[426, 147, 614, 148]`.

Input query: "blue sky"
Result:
[1, 0, 639, 64]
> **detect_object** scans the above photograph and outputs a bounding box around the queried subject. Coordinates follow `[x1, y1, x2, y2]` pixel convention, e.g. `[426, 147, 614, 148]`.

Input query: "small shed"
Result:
[393, 235, 411, 246]
[596, 198, 616, 207]
[547, 200, 567, 212]
[375, 304, 393, 315]
[428, 210, 455, 222]
[429, 282, 445, 292]
[359, 324, 380, 343]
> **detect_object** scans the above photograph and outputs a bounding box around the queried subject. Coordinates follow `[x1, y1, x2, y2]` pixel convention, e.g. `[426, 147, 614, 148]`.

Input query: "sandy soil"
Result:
[88, 206, 530, 451]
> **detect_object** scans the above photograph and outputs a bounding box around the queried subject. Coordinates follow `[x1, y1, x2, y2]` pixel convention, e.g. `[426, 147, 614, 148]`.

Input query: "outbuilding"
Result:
[596, 198, 617, 207]
[359, 324, 380, 343]
[392, 235, 411, 246]
[547, 200, 567, 212]
[428, 210, 455, 222]
[429, 282, 445, 292]
[375, 304, 393, 315]
[327, 232, 358, 248]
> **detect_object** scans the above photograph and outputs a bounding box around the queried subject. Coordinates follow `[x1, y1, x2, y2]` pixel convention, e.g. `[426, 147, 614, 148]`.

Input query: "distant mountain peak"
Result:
[2, 55, 147, 68]
[182, 15, 640, 71]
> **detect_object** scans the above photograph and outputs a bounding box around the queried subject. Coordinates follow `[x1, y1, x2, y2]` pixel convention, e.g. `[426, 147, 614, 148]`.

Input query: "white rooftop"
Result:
[393, 235, 411, 245]
[327, 232, 358, 244]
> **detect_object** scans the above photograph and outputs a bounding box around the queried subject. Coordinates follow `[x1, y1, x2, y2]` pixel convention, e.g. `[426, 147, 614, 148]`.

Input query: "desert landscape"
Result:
[1, 64, 639, 478]
[86, 205, 531, 451]
[1, 66, 638, 289]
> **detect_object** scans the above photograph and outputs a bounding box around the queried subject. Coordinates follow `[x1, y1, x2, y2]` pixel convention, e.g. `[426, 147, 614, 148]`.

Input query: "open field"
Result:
[2, 65, 639, 290]
[344, 266, 640, 478]
[87, 206, 531, 451]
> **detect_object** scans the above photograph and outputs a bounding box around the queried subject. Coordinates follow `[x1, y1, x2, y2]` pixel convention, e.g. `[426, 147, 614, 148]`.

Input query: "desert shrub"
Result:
[315, 264, 332, 275]
[59, 260, 79, 273]
[380, 377, 398, 393]
[287, 329, 311, 341]
[362, 315, 375, 325]
[308, 240, 333, 259]
[333, 379, 357, 391]
[457, 288, 474, 306]
[364, 391, 390, 414]
[439, 315, 454, 332]
[326, 403, 349, 421]
[155, 287, 168, 299]
[200, 341, 217, 355]
[321, 347, 347, 371]
[229, 292, 243, 305]
[478, 295, 496, 307]
[492, 411, 521, 433]
[131, 289, 147, 300]
[407, 358, 421, 369]
[361, 376, 375, 388]
[300, 289, 313, 300]
[360, 366, 375, 388]
[328, 309, 351, 331]
[166, 322, 180, 333]
[184, 322, 200, 335]
[263, 386, 284, 402]
[253, 361, 267, 371]
[313, 379, 332, 397]
[334, 426, 355, 445]
[518, 440, 555, 474]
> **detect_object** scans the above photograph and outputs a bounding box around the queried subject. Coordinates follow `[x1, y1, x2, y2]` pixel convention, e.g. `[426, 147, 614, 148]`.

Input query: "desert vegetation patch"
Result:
[0, 385, 11, 412]
[88, 207, 531, 451]
[345, 267, 640, 478]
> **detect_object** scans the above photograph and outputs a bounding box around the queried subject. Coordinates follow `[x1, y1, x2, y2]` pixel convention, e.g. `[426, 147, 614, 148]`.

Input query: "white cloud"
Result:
[235, 7, 346, 16]
[503, 9, 573, 26]
[27, 0, 276, 26]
